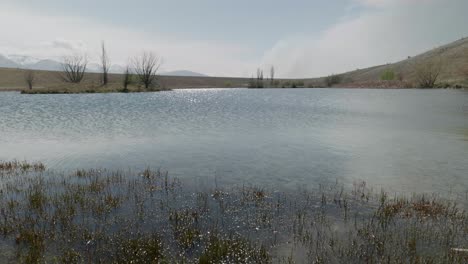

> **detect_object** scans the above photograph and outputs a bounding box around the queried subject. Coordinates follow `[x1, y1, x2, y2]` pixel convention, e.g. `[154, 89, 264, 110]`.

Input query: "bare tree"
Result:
[132, 52, 162, 90]
[270, 66, 275, 84]
[101, 41, 110, 86]
[122, 66, 132, 91]
[255, 68, 264, 88]
[60, 55, 87, 83]
[256, 68, 264, 82]
[415, 59, 442, 88]
[24, 70, 35, 90]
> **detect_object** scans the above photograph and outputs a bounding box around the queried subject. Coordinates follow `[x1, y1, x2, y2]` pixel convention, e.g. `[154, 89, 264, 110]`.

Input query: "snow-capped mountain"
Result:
[30, 59, 62, 71]
[0, 54, 62, 71]
[0, 54, 123, 73]
[0, 54, 207, 76]
[160, 70, 208, 77]
[0, 55, 19, 68]
[6, 54, 41, 66]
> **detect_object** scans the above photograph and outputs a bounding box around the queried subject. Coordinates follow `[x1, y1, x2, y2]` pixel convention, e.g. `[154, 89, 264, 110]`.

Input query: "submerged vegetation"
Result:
[0, 161, 466, 263]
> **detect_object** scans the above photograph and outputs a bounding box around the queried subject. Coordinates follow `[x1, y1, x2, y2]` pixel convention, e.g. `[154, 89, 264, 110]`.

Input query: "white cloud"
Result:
[262, 0, 468, 78]
[1, 1, 467, 78]
[0, 3, 256, 76]
[356, 0, 433, 7]
[48, 39, 87, 52]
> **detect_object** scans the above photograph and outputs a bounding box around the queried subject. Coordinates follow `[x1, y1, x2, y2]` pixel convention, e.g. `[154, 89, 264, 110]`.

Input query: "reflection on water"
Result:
[0, 88, 467, 196]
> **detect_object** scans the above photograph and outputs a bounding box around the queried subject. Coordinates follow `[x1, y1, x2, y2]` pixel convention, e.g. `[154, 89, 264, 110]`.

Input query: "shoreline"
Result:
[1, 67, 466, 94]
[1, 86, 466, 94]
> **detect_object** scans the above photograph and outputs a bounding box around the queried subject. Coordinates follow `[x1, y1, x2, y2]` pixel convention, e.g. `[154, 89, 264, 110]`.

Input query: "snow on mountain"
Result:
[160, 70, 208, 77]
[0, 54, 208, 76]
[31, 59, 62, 71]
[7, 54, 41, 66]
[0, 54, 20, 68]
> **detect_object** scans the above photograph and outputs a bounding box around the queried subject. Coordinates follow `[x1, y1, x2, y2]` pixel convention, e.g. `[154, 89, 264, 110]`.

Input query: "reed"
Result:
[0, 161, 466, 263]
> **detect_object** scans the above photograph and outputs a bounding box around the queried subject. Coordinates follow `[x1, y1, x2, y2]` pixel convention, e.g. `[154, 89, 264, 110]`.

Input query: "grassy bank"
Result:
[0, 68, 252, 93]
[0, 161, 466, 263]
[20, 83, 170, 94]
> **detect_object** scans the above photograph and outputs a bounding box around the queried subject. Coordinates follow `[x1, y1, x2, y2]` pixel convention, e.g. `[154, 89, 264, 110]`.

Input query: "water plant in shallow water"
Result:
[0, 161, 466, 263]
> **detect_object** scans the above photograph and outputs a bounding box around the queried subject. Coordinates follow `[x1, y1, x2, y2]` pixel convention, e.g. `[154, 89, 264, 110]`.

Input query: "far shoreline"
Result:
[1, 86, 466, 95]
[0, 67, 466, 94]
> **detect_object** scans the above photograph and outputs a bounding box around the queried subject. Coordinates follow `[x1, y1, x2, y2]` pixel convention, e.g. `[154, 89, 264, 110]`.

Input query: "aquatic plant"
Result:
[0, 161, 466, 263]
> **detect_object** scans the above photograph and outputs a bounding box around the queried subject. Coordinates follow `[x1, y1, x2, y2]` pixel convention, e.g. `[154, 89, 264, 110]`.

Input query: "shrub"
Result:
[325, 74, 342, 87]
[381, 69, 395, 81]
[415, 60, 442, 88]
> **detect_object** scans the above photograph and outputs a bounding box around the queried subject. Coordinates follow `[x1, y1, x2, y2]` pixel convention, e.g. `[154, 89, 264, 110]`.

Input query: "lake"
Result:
[1, 88, 467, 197]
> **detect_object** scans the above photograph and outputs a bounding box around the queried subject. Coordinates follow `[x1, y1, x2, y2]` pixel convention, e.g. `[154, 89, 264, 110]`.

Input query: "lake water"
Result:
[1, 89, 467, 196]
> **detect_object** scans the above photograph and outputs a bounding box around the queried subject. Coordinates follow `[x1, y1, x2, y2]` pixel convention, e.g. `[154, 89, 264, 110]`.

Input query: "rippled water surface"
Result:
[1, 88, 467, 195]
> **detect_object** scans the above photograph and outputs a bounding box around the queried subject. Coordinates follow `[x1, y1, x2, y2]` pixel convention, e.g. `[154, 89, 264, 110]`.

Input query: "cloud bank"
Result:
[262, 0, 468, 78]
[0, 3, 256, 76]
[1, 0, 467, 77]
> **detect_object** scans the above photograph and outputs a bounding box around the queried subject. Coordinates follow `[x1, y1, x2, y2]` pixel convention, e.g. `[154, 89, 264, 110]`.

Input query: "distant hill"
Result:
[0, 54, 122, 73]
[309, 37, 468, 88]
[6, 54, 40, 65]
[0, 54, 209, 77]
[29, 59, 62, 71]
[0, 55, 19, 68]
[0, 55, 62, 72]
[161, 70, 208, 77]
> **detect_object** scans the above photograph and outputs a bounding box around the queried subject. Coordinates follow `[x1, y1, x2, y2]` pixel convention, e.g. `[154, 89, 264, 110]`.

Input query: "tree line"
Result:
[23, 47, 464, 90]
[24, 42, 162, 91]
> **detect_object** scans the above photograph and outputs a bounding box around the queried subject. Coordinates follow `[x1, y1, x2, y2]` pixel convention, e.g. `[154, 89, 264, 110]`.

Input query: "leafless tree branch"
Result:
[416, 59, 442, 88]
[270, 66, 275, 84]
[24, 70, 35, 90]
[132, 52, 162, 90]
[60, 55, 87, 83]
[123, 66, 132, 90]
[101, 41, 110, 86]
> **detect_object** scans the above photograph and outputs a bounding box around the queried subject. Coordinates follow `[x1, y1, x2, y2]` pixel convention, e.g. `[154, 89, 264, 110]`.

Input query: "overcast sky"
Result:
[1, 0, 467, 77]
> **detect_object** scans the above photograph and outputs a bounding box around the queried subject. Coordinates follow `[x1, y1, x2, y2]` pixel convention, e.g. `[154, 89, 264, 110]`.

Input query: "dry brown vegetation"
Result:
[0, 67, 254, 93]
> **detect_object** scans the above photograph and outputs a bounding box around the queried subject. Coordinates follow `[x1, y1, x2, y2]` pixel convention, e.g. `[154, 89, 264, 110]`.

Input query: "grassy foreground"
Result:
[0, 161, 466, 263]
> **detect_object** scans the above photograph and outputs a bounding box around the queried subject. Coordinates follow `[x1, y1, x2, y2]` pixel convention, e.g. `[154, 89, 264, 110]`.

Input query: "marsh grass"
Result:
[0, 161, 466, 263]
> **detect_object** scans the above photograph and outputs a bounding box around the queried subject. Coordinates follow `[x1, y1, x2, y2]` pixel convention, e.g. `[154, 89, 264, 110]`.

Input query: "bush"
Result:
[415, 60, 442, 88]
[381, 69, 395, 81]
[291, 81, 304, 88]
[248, 78, 264, 88]
[325, 74, 342, 87]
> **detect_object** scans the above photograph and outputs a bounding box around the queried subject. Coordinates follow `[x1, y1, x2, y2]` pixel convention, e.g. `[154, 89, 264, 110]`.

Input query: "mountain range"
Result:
[0, 54, 207, 77]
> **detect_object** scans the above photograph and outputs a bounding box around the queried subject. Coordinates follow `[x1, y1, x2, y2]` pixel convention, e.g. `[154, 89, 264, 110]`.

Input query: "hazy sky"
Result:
[1, 0, 467, 77]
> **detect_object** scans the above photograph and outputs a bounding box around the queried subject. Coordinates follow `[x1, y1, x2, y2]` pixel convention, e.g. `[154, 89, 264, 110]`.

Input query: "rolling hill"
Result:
[160, 70, 208, 77]
[314, 37, 468, 88]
